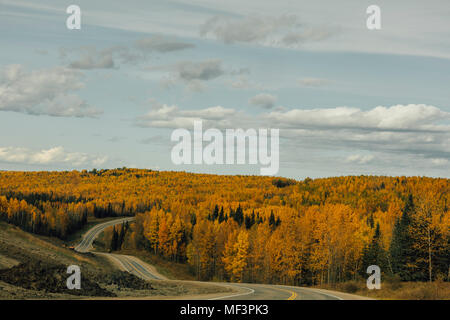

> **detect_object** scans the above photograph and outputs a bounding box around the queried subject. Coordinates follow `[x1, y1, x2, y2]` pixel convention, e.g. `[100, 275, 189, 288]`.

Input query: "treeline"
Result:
[0, 196, 88, 239]
[0, 195, 137, 239]
[0, 169, 448, 283]
[206, 205, 280, 229]
[0, 197, 138, 239]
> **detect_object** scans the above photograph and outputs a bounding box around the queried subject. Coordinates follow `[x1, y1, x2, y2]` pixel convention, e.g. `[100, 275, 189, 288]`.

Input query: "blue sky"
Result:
[0, 0, 449, 179]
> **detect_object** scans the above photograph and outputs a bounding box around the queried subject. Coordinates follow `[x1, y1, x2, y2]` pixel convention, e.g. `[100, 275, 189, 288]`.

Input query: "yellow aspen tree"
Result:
[223, 230, 249, 282]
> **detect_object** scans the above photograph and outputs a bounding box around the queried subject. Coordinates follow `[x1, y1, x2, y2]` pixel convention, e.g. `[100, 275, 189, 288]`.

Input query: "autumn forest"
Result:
[0, 169, 448, 286]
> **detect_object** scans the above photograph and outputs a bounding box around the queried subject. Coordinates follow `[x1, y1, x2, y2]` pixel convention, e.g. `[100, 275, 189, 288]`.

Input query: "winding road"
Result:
[75, 217, 370, 300]
[75, 217, 166, 281]
[75, 217, 135, 253]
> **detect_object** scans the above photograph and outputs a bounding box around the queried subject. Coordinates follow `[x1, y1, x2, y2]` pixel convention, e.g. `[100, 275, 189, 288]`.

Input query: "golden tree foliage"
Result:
[0, 169, 448, 283]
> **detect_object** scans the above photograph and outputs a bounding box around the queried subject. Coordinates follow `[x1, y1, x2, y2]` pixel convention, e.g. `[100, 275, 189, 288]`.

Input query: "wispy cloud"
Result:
[62, 36, 195, 70]
[135, 36, 195, 53]
[345, 154, 375, 164]
[298, 78, 330, 87]
[199, 14, 336, 48]
[148, 59, 226, 91]
[67, 47, 116, 70]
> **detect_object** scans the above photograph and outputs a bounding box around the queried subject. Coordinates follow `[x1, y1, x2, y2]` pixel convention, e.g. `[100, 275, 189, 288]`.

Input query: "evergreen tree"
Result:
[389, 195, 414, 280]
[256, 212, 263, 224]
[107, 202, 113, 217]
[404, 194, 415, 215]
[212, 205, 219, 221]
[269, 210, 276, 229]
[118, 223, 126, 250]
[233, 205, 244, 226]
[111, 226, 119, 251]
[190, 212, 197, 226]
[275, 216, 281, 227]
[361, 223, 386, 275]
[229, 207, 235, 222]
[244, 215, 252, 229]
[218, 206, 225, 223]
[367, 214, 374, 228]
[121, 200, 126, 215]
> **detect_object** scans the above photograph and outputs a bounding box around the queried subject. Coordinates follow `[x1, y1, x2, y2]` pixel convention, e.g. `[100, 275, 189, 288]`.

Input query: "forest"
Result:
[0, 168, 448, 285]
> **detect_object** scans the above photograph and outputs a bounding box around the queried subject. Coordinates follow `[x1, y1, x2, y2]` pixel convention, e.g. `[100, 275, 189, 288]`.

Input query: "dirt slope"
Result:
[0, 221, 229, 299]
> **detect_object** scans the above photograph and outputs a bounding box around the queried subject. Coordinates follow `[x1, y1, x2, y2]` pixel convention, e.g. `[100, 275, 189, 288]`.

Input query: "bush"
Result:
[272, 178, 296, 188]
[385, 274, 403, 290]
[342, 281, 359, 293]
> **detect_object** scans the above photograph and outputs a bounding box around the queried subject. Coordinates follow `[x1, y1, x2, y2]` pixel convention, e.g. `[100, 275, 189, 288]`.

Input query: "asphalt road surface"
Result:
[208, 283, 344, 300]
[75, 217, 368, 300]
[74, 217, 135, 253]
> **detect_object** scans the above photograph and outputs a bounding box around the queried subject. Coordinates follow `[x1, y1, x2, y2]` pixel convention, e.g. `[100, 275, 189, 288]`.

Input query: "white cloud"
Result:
[136, 103, 450, 135]
[249, 93, 277, 109]
[430, 158, 449, 166]
[181, 105, 236, 120]
[0, 146, 108, 167]
[176, 59, 224, 81]
[265, 104, 450, 131]
[0, 65, 102, 117]
[136, 104, 238, 128]
[345, 154, 375, 164]
[135, 102, 450, 171]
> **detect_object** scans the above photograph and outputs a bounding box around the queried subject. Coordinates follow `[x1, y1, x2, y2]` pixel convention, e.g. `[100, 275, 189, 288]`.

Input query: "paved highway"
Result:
[208, 283, 344, 300]
[74, 217, 135, 253]
[75, 217, 166, 280]
[75, 217, 369, 300]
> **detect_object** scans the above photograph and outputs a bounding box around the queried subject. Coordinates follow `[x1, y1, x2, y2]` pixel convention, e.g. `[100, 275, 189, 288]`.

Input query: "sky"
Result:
[0, 0, 449, 179]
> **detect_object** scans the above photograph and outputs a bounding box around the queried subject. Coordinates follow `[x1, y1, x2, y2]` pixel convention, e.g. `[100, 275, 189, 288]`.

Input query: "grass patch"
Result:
[318, 279, 450, 300]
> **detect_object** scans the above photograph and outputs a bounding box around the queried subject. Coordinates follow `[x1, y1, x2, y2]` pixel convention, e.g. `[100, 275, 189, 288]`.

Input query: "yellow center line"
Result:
[261, 285, 298, 300]
[277, 287, 297, 300]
